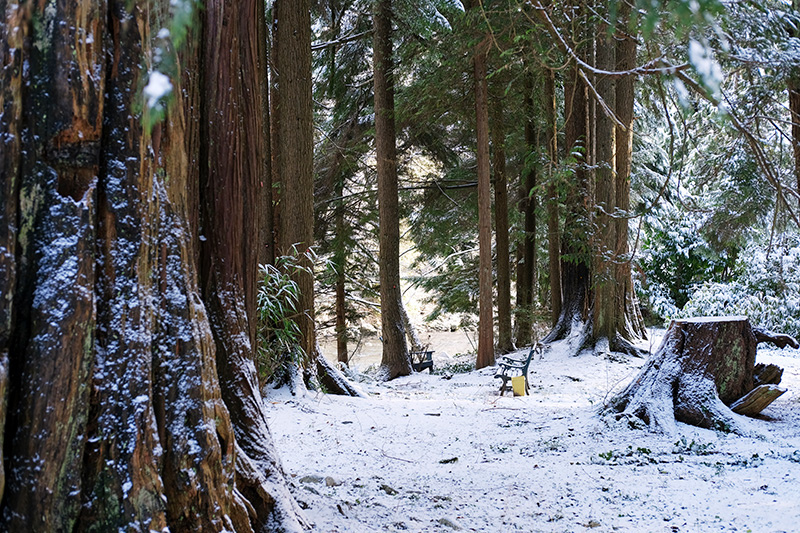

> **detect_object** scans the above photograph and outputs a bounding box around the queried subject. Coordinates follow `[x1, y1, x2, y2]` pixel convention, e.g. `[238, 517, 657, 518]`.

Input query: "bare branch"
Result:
[312, 29, 372, 51]
[527, 0, 691, 78]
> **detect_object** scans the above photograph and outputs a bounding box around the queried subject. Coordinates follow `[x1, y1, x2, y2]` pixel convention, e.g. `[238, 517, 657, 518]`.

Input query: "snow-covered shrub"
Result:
[674, 236, 800, 337]
[638, 214, 736, 315]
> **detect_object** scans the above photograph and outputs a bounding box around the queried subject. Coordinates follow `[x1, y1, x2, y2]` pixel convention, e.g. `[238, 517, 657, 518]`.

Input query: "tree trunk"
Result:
[200, 1, 308, 529]
[491, 95, 514, 354]
[0, 1, 304, 530]
[790, 81, 800, 213]
[605, 317, 796, 435]
[467, 0, 495, 369]
[374, 0, 411, 380]
[544, 25, 591, 345]
[258, 2, 274, 268]
[0, 0, 26, 505]
[270, 7, 282, 257]
[593, 23, 617, 345]
[791, 1, 800, 213]
[516, 77, 538, 348]
[614, 3, 647, 343]
[544, 68, 562, 327]
[275, 0, 316, 363]
[335, 187, 349, 365]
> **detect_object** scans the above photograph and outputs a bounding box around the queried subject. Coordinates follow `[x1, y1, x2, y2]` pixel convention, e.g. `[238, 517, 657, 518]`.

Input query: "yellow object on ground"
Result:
[511, 375, 526, 396]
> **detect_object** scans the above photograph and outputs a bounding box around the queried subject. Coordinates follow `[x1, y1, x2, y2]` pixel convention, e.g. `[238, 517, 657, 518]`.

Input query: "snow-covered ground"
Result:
[264, 331, 800, 532]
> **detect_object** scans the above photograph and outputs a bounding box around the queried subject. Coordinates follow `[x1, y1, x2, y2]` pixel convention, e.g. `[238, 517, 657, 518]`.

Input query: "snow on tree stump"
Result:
[604, 316, 797, 435]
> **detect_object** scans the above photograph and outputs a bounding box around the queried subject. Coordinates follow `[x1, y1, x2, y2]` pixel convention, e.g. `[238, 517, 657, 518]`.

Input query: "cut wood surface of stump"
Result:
[605, 316, 796, 435]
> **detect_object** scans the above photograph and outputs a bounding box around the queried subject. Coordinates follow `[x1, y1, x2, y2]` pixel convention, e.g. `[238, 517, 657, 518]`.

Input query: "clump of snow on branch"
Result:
[143, 71, 172, 109]
[688, 38, 723, 96]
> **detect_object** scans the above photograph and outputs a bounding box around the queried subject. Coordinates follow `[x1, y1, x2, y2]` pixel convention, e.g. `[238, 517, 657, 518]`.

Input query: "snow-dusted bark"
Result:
[0, 0, 27, 507]
[0, 0, 305, 530]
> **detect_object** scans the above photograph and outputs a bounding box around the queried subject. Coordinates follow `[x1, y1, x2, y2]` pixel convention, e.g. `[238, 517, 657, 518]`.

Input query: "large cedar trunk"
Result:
[542, 3, 644, 355]
[374, 0, 411, 380]
[544, 32, 591, 346]
[605, 317, 797, 435]
[0, 1, 304, 530]
[592, 24, 617, 344]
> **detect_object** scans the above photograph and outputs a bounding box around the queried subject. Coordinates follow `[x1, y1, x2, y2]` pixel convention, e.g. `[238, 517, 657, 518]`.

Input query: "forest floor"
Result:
[264, 330, 800, 533]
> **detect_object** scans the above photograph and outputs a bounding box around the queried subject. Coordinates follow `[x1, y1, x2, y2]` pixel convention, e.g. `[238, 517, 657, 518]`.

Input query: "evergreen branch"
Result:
[671, 67, 800, 228]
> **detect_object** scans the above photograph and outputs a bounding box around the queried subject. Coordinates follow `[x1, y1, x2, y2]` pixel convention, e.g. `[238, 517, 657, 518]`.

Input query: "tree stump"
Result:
[604, 316, 796, 434]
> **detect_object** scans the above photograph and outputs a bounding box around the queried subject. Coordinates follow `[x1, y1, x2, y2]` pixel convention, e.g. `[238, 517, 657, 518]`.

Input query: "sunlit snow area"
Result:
[265, 330, 800, 532]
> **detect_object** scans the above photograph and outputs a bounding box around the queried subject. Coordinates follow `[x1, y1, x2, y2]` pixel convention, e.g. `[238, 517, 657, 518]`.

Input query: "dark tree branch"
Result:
[753, 326, 800, 349]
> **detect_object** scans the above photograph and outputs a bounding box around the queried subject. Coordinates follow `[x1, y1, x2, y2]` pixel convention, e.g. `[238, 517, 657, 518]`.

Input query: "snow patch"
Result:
[266, 337, 800, 531]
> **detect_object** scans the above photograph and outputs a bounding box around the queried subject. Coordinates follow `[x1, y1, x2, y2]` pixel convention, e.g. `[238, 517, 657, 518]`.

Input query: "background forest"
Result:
[302, 0, 800, 372]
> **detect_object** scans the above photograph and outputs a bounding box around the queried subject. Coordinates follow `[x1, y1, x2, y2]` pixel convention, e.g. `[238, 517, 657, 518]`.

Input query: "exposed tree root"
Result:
[314, 350, 366, 397]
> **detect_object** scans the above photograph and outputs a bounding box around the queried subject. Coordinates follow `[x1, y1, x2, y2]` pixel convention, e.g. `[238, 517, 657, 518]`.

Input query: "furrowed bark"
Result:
[1, 0, 305, 530]
[2, 0, 102, 529]
[76, 5, 169, 529]
[374, 0, 411, 379]
[0, 0, 28, 505]
[201, 0, 305, 529]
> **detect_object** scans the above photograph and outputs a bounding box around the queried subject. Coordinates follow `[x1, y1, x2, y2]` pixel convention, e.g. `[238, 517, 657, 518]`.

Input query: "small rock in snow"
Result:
[437, 517, 461, 530]
[380, 484, 398, 495]
[299, 475, 323, 484]
[325, 476, 342, 487]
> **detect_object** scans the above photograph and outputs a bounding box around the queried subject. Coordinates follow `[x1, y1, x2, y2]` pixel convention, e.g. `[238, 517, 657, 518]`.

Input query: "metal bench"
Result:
[494, 343, 541, 395]
[411, 350, 433, 373]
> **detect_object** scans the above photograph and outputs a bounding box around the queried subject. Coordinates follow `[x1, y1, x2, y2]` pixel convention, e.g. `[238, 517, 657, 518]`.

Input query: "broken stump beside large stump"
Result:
[604, 316, 796, 435]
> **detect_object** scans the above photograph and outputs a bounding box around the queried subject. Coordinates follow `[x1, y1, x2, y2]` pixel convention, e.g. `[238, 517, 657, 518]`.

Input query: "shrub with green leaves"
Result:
[639, 216, 737, 313]
[676, 236, 800, 338]
[256, 250, 314, 386]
